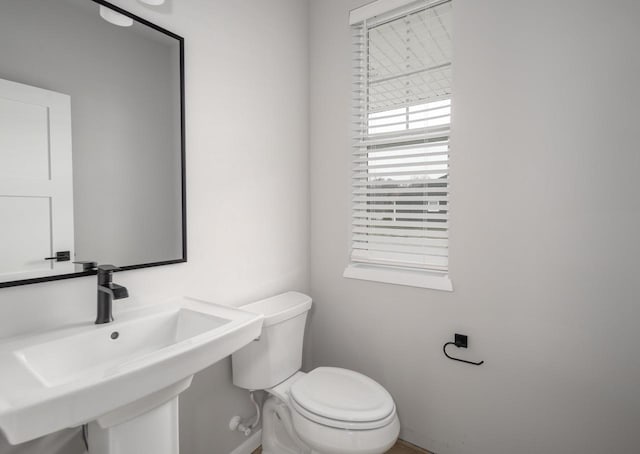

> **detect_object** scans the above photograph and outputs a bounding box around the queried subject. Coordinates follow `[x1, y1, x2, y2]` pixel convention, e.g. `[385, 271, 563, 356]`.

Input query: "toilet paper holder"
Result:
[443, 333, 484, 366]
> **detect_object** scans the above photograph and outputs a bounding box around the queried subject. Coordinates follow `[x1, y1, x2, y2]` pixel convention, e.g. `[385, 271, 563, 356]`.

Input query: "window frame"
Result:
[343, 0, 454, 291]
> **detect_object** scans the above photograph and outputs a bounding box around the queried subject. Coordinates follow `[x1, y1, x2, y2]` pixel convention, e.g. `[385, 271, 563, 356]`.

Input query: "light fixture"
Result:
[138, 0, 165, 5]
[99, 5, 133, 27]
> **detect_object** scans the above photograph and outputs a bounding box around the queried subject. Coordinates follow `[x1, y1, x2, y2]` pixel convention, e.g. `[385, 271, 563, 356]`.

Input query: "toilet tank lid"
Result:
[239, 292, 312, 326]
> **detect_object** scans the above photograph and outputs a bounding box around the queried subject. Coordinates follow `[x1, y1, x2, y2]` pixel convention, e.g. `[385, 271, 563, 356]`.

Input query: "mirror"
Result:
[0, 0, 185, 287]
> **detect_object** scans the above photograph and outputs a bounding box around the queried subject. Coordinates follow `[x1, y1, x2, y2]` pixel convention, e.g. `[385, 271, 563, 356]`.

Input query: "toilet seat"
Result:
[289, 367, 396, 430]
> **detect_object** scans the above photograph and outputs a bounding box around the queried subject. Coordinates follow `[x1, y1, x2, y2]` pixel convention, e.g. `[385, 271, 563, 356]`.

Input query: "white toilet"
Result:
[232, 292, 400, 454]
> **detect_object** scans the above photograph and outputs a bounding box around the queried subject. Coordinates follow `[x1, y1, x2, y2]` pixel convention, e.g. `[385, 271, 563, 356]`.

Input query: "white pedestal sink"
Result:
[0, 297, 264, 454]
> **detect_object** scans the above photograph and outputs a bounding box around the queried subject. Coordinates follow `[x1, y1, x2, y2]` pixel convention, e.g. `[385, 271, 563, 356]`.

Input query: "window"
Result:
[344, 0, 453, 291]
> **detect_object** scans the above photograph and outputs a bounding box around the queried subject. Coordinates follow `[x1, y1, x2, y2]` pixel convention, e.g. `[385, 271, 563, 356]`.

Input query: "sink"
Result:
[15, 308, 229, 387]
[0, 297, 263, 450]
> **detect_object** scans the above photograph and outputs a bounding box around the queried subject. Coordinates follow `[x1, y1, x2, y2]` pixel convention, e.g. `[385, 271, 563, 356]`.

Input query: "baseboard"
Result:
[228, 430, 262, 454]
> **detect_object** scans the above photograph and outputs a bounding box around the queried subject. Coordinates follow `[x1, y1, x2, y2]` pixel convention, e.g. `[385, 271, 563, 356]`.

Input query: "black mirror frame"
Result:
[0, 0, 187, 288]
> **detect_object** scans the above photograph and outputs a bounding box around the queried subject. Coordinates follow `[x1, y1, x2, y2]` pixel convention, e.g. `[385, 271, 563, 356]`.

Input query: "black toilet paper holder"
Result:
[443, 333, 484, 366]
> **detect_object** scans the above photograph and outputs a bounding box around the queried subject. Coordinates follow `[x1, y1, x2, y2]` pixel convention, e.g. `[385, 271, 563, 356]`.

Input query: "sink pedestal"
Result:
[89, 398, 179, 454]
[88, 378, 192, 454]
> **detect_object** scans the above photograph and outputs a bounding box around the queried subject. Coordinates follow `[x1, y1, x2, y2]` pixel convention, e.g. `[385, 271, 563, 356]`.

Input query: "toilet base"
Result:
[291, 405, 400, 454]
[261, 390, 399, 454]
[262, 395, 312, 454]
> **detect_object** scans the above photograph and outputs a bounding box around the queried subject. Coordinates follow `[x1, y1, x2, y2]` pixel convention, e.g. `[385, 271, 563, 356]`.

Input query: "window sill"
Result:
[343, 263, 453, 291]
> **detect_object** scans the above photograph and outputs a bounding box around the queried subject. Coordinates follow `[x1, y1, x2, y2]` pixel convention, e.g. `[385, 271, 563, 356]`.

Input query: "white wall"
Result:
[0, 0, 309, 453]
[309, 1, 640, 453]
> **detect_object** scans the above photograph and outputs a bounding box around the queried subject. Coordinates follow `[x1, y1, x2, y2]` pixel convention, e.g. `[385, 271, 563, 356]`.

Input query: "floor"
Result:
[252, 439, 432, 454]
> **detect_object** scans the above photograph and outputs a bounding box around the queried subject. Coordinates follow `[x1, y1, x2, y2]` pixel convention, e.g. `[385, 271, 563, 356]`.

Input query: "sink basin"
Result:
[0, 297, 263, 446]
[15, 308, 229, 388]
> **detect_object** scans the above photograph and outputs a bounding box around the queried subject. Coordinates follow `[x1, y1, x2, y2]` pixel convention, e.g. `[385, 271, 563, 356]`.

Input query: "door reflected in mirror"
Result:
[0, 0, 185, 287]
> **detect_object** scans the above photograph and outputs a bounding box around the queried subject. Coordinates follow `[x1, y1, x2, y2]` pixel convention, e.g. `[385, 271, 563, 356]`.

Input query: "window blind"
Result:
[351, 0, 452, 273]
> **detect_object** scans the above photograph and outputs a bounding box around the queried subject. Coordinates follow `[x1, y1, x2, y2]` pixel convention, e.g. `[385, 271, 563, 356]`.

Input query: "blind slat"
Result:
[354, 151, 449, 164]
[352, 226, 449, 239]
[353, 168, 448, 178]
[352, 242, 448, 256]
[353, 201, 448, 207]
[354, 212, 447, 221]
[353, 186, 449, 194]
[353, 195, 448, 203]
[353, 234, 448, 247]
[353, 126, 450, 147]
[353, 219, 448, 229]
[353, 178, 448, 187]
[352, 141, 449, 156]
[355, 159, 449, 171]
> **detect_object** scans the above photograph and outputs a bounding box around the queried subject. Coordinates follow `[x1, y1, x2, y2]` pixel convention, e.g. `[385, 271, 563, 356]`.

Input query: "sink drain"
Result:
[110, 331, 119, 340]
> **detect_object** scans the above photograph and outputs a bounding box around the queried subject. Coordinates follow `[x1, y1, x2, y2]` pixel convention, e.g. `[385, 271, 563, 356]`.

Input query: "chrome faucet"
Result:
[96, 265, 129, 324]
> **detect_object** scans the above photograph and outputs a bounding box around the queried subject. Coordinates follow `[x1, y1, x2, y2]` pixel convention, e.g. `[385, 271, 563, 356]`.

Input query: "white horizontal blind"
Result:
[351, 0, 452, 272]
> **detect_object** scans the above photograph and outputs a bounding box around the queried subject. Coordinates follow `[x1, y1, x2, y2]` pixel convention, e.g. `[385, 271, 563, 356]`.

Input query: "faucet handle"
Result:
[97, 264, 120, 273]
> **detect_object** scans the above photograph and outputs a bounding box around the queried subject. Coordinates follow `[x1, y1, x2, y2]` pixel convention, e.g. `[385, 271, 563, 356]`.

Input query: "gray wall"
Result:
[309, 1, 640, 453]
[0, 0, 309, 453]
[0, 0, 182, 267]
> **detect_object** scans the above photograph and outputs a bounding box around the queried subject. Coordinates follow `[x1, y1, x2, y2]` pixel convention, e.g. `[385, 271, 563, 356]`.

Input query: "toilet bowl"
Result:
[232, 292, 400, 454]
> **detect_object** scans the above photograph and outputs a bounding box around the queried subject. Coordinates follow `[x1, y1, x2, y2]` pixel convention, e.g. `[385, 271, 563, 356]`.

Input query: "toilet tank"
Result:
[232, 292, 312, 390]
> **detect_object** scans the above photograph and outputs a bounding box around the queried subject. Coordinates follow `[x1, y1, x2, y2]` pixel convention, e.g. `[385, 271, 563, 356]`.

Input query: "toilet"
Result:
[232, 292, 400, 454]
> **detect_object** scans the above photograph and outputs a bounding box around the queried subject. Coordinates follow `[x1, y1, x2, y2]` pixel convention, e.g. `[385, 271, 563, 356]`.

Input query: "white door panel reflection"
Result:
[0, 78, 75, 280]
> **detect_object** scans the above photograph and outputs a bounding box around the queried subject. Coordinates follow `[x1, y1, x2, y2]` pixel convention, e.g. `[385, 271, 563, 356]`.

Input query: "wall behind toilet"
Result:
[0, 1, 309, 453]
[308, 1, 640, 453]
